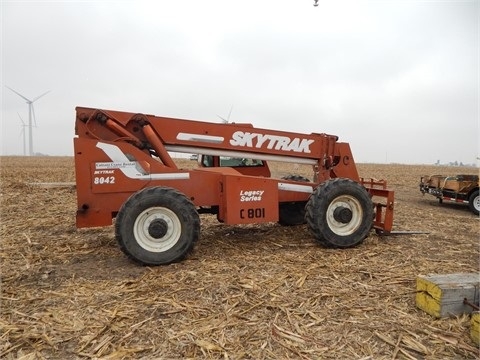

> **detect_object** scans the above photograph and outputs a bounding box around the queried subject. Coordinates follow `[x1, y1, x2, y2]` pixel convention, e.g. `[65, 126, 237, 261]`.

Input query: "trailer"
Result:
[419, 174, 479, 215]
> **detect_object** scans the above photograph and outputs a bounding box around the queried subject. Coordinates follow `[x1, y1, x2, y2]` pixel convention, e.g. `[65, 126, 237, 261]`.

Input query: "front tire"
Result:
[468, 190, 479, 215]
[305, 178, 373, 248]
[115, 186, 200, 265]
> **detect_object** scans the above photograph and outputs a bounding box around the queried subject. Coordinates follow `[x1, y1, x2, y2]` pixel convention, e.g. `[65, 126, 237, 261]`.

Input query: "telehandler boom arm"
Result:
[75, 107, 360, 180]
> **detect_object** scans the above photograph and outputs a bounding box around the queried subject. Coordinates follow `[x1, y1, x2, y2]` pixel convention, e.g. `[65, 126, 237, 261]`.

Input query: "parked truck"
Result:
[419, 174, 479, 215]
[73, 107, 394, 265]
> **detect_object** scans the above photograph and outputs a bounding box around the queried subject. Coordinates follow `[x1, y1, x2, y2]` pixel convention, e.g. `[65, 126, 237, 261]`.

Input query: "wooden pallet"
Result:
[416, 273, 479, 318]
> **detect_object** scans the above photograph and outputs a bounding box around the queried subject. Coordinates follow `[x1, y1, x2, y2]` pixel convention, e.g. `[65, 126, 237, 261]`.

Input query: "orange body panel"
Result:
[221, 175, 279, 224]
[74, 107, 394, 232]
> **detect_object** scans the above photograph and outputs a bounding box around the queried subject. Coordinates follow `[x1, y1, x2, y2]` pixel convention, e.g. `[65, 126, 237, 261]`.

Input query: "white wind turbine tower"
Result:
[6, 86, 50, 156]
[18, 113, 28, 156]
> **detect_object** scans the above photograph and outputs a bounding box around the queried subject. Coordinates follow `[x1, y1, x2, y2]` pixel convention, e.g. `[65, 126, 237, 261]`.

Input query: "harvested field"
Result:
[1, 156, 479, 359]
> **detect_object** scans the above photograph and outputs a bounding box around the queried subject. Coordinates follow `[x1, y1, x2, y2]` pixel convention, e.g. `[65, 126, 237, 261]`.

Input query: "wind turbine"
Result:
[217, 105, 234, 124]
[6, 86, 50, 156]
[18, 113, 27, 156]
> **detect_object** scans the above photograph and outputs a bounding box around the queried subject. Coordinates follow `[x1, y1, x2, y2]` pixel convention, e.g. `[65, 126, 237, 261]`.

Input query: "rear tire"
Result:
[305, 178, 373, 248]
[279, 202, 308, 226]
[468, 190, 479, 215]
[278, 175, 310, 226]
[282, 175, 310, 182]
[115, 186, 200, 265]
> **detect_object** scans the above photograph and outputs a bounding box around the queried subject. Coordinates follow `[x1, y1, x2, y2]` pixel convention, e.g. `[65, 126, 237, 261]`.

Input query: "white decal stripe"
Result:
[177, 132, 224, 143]
[96, 142, 190, 181]
[278, 182, 314, 193]
[96, 142, 130, 162]
[150, 173, 190, 180]
[165, 145, 317, 165]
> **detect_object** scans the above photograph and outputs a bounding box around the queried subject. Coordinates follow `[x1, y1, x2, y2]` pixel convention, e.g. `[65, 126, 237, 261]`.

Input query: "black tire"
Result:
[282, 174, 310, 182]
[278, 175, 310, 226]
[279, 202, 308, 226]
[115, 186, 200, 265]
[468, 190, 479, 215]
[305, 178, 373, 248]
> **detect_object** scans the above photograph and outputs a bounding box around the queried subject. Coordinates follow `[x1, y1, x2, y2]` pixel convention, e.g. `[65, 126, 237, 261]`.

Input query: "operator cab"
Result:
[199, 155, 271, 177]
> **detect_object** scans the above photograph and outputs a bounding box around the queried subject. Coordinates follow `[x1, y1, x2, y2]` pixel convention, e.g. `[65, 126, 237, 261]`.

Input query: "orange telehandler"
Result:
[73, 107, 394, 265]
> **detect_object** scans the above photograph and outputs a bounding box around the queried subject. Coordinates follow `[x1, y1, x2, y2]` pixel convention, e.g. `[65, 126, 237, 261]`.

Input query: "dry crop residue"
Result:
[1, 157, 479, 359]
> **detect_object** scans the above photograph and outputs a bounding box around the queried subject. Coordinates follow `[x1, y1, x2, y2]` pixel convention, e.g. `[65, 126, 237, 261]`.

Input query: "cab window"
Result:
[219, 157, 263, 167]
[202, 155, 263, 167]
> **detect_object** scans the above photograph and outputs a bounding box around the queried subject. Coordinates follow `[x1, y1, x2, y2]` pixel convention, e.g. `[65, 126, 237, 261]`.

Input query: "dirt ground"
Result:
[1, 156, 479, 359]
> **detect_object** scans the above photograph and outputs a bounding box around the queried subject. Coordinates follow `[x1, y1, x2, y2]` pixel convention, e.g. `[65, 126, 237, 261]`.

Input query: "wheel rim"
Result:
[474, 195, 480, 212]
[326, 195, 363, 236]
[133, 207, 181, 252]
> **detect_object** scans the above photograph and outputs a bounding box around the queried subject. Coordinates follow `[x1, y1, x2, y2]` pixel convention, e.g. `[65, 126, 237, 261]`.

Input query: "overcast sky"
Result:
[1, 0, 478, 164]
